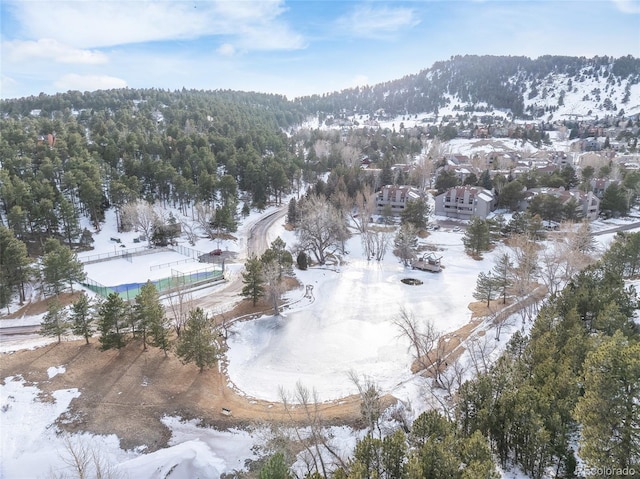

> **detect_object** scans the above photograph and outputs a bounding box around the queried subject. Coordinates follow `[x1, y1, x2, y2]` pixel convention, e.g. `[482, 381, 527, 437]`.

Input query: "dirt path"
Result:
[413, 285, 547, 377]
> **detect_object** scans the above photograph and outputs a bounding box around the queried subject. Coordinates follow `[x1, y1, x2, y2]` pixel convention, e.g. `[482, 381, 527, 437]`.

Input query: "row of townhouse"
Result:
[376, 183, 600, 222]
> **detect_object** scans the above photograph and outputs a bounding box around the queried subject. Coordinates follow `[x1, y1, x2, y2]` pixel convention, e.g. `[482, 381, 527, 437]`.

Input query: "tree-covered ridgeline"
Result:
[298, 54, 640, 119]
[1, 55, 638, 251]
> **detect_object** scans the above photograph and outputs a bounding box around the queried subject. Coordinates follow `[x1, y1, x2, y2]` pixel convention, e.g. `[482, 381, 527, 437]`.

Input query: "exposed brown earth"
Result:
[2, 292, 83, 319]
[0, 335, 397, 452]
[0, 288, 394, 452]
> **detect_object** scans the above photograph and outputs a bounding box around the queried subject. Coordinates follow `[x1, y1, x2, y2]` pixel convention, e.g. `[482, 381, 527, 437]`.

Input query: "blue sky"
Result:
[1, 0, 639, 100]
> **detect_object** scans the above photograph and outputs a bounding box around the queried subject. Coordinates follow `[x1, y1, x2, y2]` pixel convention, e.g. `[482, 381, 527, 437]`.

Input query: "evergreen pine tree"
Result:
[0, 226, 31, 307]
[175, 308, 219, 372]
[70, 293, 94, 345]
[574, 332, 640, 470]
[463, 217, 491, 257]
[97, 292, 128, 350]
[260, 237, 293, 280]
[296, 251, 308, 270]
[133, 280, 166, 351]
[473, 271, 498, 306]
[40, 299, 69, 343]
[394, 224, 418, 266]
[287, 198, 298, 226]
[42, 238, 85, 296]
[259, 452, 291, 479]
[400, 198, 429, 229]
[492, 253, 513, 304]
[241, 256, 265, 306]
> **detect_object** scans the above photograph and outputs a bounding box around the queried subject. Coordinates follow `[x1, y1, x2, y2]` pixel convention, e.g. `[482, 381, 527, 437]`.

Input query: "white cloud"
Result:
[217, 43, 236, 57]
[236, 23, 306, 51]
[7, 0, 304, 51]
[610, 0, 640, 13]
[54, 73, 127, 92]
[2, 39, 108, 65]
[336, 5, 420, 39]
[0, 75, 20, 98]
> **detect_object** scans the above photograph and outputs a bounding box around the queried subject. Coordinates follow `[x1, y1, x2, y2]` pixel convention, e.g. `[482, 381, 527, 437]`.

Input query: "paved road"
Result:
[591, 221, 640, 236]
[246, 207, 288, 257]
[183, 205, 288, 314]
[0, 325, 40, 336]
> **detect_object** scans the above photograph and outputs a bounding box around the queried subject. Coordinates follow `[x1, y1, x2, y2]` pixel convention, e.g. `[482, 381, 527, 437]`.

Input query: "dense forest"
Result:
[1, 54, 638, 306]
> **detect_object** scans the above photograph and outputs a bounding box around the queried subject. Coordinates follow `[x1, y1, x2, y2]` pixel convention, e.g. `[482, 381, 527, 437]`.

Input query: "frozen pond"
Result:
[226, 232, 489, 401]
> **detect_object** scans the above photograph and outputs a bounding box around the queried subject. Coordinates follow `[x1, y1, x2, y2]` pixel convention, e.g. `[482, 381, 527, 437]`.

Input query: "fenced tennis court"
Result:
[81, 247, 223, 300]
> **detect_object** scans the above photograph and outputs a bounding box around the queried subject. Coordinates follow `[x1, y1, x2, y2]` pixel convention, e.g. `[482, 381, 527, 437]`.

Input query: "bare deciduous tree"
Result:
[507, 234, 541, 327]
[439, 356, 467, 398]
[560, 221, 597, 280]
[121, 200, 160, 247]
[412, 153, 437, 190]
[279, 382, 347, 478]
[49, 435, 125, 479]
[467, 335, 498, 376]
[295, 195, 349, 265]
[180, 220, 199, 246]
[349, 186, 376, 235]
[193, 202, 216, 239]
[394, 307, 444, 386]
[263, 260, 285, 316]
[369, 227, 393, 261]
[539, 238, 564, 296]
[166, 276, 194, 337]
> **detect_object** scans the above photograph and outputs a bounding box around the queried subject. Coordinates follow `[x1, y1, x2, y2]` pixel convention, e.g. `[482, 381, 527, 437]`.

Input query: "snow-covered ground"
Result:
[0, 373, 265, 478]
[226, 227, 490, 403]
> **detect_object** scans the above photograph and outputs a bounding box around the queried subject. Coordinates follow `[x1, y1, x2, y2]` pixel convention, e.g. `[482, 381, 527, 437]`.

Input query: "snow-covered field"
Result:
[0, 374, 264, 478]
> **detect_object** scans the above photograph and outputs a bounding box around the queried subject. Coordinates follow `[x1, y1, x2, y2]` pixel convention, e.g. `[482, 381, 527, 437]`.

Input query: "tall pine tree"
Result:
[241, 256, 265, 306]
[40, 299, 69, 343]
[97, 292, 128, 350]
[175, 308, 219, 372]
[70, 293, 94, 345]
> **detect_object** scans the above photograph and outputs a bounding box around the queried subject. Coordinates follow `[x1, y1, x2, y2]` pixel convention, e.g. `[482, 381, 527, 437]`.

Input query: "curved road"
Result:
[184, 205, 288, 313]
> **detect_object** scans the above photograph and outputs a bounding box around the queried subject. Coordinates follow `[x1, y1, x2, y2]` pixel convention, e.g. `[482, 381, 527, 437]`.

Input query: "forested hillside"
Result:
[1, 54, 638, 304]
[298, 55, 640, 118]
[0, 89, 307, 248]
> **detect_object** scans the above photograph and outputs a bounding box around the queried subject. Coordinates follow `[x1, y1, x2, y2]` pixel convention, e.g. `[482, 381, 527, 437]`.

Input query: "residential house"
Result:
[376, 185, 421, 215]
[434, 186, 496, 220]
[589, 178, 616, 198]
[443, 164, 478, 184]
